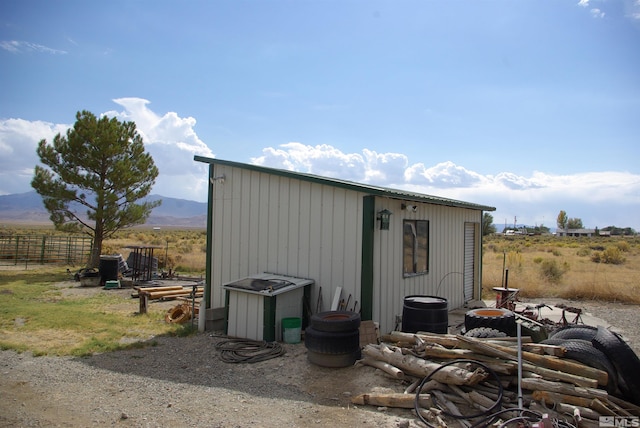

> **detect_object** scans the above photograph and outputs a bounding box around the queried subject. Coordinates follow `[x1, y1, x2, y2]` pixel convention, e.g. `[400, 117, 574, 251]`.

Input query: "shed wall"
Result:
[209, 165, 364, 315]
[372, 197, 481, 333]
[207, 164, 483, 335]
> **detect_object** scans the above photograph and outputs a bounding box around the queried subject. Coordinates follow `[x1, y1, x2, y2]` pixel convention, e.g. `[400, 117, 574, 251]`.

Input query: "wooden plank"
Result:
[330, 286, 342, 311]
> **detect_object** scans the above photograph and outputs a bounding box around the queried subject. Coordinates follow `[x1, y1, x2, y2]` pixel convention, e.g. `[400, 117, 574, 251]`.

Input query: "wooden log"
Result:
[606, 395, 640, 415]
[404, 378, 421, 394]
[415, 343, 515, 374]
[467, 390, 496, 411]
[554, 402, 601, 421]
[432, 390, 470, 428]
[361, 344, 487, 386]
[456, 334, 607, 386]
[531, 391, 616, 416]
[351, 392, 431, 409]
[520, 378, 608, 400]
[136, 285, 185, 292]
[384, 331, 459, 348]
[453, 341, 597, 388]
[521, 343, 566, 357]
[357, 358, 404, 379]
[147, 287, 204, 299]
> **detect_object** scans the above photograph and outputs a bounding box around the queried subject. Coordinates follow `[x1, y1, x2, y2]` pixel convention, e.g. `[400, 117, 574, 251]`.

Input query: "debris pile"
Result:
[352, 330, 640, 427]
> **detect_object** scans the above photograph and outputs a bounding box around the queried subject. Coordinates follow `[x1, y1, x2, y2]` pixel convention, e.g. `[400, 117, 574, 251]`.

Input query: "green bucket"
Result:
[282, 317, 302, 344]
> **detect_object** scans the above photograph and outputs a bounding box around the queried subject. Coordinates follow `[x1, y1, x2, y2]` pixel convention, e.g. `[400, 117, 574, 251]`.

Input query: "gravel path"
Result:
[1, 298, 638, 427]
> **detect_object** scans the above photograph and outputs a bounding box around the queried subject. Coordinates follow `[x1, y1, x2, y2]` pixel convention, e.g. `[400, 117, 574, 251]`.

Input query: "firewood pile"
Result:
[352, 331, 640, 428]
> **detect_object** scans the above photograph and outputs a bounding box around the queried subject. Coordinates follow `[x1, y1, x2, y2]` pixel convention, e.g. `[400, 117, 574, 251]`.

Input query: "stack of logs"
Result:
[352, 331, 640, 427]
[136, 285, 203, 314]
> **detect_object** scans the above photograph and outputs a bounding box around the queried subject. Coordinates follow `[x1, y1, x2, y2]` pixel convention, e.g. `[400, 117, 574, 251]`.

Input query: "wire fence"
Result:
[0, 235, 93, 268]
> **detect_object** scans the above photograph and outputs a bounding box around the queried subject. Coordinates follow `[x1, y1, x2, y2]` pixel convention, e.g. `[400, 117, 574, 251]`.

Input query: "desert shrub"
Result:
[539, 259, 568, 284]
[175, 242, 193, 254]
[533, 257, 543, 264]
[591, 247, 626, 265]
[576, 248, 591, 257]
[506, 251, 523, 270]
[616, 241, 630, 252]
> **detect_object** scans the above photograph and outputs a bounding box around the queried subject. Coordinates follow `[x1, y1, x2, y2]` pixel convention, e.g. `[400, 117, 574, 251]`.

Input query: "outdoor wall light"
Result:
[377, 209, 392, 230]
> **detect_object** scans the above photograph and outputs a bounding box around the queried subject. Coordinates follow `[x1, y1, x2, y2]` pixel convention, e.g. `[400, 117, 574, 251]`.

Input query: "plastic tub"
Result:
[282, 317, 302, 344]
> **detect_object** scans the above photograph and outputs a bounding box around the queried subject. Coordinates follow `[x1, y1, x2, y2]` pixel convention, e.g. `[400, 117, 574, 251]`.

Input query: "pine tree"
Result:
[32, 110, 160, 267]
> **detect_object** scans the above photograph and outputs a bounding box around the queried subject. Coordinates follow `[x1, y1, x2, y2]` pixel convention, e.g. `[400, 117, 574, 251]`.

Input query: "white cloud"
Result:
[252, 143, 640, 229]
[590, 8, 605, 18]
[104, 98, 215, 200]
[0, 118, 69, 195]
[578, 0, 590, 6]
[0, 99, 215, 201]
[3, 105, 639, 229]
[0, 40, 67, 54]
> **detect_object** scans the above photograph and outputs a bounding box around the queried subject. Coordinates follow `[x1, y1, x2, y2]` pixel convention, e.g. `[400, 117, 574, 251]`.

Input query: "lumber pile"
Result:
[351, 331, 640, 427]
[136, 285, 203, 314]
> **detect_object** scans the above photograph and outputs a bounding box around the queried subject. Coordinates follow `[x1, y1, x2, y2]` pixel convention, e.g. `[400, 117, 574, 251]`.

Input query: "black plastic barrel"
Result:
[401, 295, 448, 334]
[99, 256, 119, 284]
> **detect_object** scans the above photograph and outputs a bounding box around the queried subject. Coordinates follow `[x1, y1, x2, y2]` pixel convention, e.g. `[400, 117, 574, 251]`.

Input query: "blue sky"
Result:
[1, 0, 639, 230]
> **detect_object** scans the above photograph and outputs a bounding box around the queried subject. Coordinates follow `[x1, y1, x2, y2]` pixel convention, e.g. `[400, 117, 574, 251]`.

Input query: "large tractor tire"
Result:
[464, 308, 516, 336]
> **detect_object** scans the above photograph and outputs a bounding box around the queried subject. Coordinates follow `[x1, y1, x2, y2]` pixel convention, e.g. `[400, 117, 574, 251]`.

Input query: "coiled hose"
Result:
[215, 338, 286, 363]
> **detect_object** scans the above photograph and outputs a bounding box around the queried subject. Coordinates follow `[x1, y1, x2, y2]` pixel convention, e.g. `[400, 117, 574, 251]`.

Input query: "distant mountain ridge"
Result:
[0, 191, 207, 227]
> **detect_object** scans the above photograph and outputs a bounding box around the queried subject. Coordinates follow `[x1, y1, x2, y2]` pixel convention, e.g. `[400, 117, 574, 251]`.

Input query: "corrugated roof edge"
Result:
[194, 155, 496, 212]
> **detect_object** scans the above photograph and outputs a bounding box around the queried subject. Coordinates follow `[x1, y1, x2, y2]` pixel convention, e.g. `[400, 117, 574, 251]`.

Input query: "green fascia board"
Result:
[194, 156, 495, 212]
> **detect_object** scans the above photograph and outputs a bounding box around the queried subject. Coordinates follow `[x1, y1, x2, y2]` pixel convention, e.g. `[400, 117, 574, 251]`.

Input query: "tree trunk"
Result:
[89, 219, 104, 268]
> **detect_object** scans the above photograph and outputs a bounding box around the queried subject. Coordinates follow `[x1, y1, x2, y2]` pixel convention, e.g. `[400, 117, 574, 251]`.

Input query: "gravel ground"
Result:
[1, 293, 638, 428]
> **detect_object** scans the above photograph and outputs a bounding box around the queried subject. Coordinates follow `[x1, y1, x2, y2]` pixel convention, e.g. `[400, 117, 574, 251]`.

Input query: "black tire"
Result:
[591, 326, 640, 405]
[307, 349, 359, 368]
[464, 327, 507, 338]
[549, 325, 597, 341]
[464, 308, 516, 336]
[310, 311, 361, 333]
[304, 326, 360, 354]
[540, 338, 618, 394]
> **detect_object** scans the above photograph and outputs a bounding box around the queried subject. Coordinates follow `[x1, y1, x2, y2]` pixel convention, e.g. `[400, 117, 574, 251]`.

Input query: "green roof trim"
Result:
[194, 156, 496, 212]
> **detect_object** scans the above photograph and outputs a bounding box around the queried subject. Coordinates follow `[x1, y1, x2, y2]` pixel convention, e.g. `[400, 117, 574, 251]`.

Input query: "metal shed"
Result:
[194, 156, 495, 335]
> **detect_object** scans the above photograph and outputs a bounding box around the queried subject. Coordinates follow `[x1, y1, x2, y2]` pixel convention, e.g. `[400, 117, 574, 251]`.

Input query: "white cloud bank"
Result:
[253, 143, 640, 230]
[1, 100, 638, 229]
[0, 98, 214, 201]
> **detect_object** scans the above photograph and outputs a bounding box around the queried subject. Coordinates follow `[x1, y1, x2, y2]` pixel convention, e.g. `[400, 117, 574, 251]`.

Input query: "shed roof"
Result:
[195, 156, 496, 212]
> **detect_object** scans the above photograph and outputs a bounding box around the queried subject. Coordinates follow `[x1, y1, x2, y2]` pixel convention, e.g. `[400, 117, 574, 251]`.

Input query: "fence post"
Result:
[40, 236, 46, 264]
[14, 236, 19, 266]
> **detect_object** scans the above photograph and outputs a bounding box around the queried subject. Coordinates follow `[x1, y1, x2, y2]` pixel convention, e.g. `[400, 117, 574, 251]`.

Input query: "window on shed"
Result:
[403, 220, 429, 276]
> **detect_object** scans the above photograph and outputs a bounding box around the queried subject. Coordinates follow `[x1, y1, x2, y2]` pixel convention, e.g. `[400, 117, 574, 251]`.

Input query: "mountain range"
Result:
[0, 191, 207, 228]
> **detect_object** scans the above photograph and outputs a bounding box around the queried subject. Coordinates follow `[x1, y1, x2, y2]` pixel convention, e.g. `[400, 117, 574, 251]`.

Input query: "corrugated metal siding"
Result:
[209, 165, 364, 315]
[464, 222, 477, 302]
[207, 163, 484, 335]
[372, 197, 482, 333]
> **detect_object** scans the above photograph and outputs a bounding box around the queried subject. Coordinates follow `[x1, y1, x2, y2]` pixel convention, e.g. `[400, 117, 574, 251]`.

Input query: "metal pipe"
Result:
[517, 321, 523, 410]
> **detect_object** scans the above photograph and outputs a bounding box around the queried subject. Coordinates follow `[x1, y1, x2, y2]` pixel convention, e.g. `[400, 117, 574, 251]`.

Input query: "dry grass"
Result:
[482, 235, 640, 304]
[102, 228, 207, 275]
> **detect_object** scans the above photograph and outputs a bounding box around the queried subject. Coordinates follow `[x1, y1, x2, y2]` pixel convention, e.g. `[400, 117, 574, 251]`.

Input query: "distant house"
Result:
[194, 157, 496, 335]
[556, 228, 596, 237]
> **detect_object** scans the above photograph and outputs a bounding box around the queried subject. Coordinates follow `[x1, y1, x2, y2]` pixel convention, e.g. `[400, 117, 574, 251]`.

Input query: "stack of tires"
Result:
[304, 311, 361, 368]
[542, 325, 640, 404]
